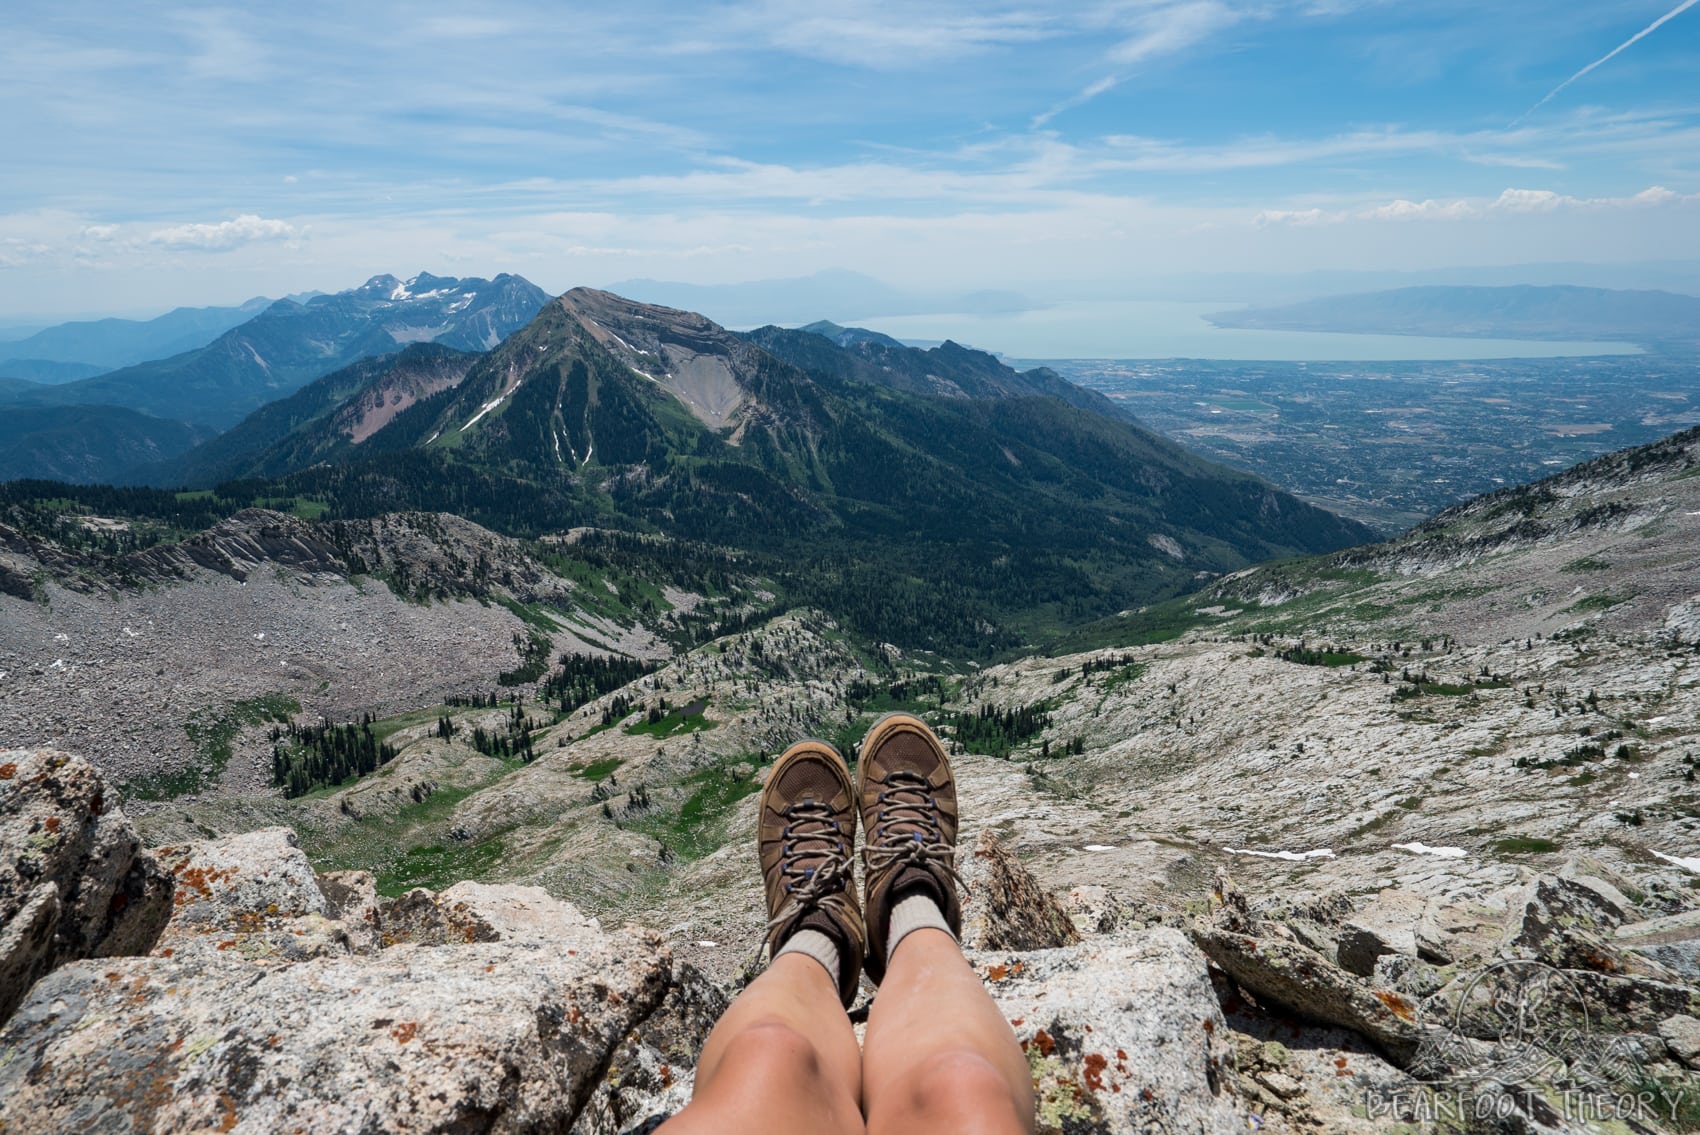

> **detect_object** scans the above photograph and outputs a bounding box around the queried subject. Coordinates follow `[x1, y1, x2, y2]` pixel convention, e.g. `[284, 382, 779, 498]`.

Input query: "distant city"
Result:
[1041, 355, 1700, 533]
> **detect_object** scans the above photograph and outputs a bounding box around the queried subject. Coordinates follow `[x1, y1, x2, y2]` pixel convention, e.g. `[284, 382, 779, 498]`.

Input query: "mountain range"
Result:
[0, 296, 277, 379]
[0, 273, 549, 429]
[5, 286, 1373, 654]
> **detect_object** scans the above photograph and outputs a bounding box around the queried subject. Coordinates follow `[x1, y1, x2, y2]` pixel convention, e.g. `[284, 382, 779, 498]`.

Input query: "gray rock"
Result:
[1335, 890, 1425, 979]
[149, 827, 353, 964]
[959, 830, 1081, 952]
[1061, 884, 1125, 936]
[1555, 873, 1641, 924]
[1190, 918, 1425, 1065]
[576, 961, 729, 1135]
[1658, 1014, 1700, 1069]
[1503, 874, 1638, 962]
[974, 927, 1244, 1135]
[316, 870, 381, 954]
[0, 925, 673, 1133]
[0, 749, 172, 1023]
[1616, 908, 1700, 981]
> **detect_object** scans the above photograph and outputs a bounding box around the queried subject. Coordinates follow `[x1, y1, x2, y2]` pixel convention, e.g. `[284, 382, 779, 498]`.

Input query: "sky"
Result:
[3, 0, 1699, 318]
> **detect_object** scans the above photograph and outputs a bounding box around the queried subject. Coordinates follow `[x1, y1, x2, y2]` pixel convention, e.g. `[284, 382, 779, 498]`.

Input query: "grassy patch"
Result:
[377, 837, 505, 897]
[1562, 594, 1633, 614]
[1277, 646, 1367, 667]
[1494, 836, 1561, 855]
[1098, 662, 1149, 693]
[304, 779, 517, 896]
[495, 595, 563, 633]
[121, 693, 300, 801]
[624, 701, 717, 740]
[1393, 680, 1474, 700]
[1560, 556, 1613, 573]
[1045, 595, 1214, 655]
[628, 754, 763, 861]
[575, 756, 625, 781]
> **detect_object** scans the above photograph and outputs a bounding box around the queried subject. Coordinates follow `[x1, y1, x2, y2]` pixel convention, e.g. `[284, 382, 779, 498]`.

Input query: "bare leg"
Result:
[862, 928, 1035, 1135]
[658, 954, 864, 1135]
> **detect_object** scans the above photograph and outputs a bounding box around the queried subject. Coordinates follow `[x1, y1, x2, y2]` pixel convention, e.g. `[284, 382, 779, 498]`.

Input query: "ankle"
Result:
[775, 927, 843, 990]
[886, 891, 954, 960]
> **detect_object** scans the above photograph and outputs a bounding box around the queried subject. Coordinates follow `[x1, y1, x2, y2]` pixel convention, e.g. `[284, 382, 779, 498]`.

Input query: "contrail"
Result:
[1515, 0, 1700, 124]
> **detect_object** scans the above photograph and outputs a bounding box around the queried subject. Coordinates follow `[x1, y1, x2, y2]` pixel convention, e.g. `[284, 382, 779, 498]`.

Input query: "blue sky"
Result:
[2, 0, 1698, 316]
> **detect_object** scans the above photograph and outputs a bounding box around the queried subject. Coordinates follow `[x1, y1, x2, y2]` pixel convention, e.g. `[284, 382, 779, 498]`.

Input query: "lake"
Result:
[838, 300, 1643, 362]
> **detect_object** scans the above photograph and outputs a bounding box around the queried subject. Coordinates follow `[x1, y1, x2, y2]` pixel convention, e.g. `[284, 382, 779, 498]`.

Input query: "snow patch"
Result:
[1083, 844, 1116, 852]
[1392, 842, 1466, 859]
[1653, 850, 1700, 874]
[462, 395, 507, 431]
[1223, 846, 1335, 862]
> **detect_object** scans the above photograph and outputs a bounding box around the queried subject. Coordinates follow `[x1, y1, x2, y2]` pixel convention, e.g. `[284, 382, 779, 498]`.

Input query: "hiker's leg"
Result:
[658, 953, 863, 1135]
[862, 927, 1035, 1135]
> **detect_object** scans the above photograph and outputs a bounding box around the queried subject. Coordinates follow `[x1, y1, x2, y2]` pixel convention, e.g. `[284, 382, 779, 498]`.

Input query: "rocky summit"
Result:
[1, 329, 1699, 1131]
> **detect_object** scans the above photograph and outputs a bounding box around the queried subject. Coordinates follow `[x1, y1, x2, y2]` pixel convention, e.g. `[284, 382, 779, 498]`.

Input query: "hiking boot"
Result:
[857, 713, 962, 985]
[759, 739, 865, 1007]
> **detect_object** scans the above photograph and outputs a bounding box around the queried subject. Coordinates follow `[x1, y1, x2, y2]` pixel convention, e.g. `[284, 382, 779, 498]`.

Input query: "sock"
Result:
[775, 928, 841, 989]
[887, 892, 953, 960]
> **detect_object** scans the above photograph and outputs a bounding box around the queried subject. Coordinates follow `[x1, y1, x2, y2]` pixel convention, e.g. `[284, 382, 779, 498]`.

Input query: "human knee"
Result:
[714, 1020, 828, 1092]
[894, 1049, 1029, 1128]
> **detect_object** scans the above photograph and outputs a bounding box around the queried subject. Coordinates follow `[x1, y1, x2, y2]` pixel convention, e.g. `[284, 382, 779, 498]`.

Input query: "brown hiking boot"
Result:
[857, 713, 962, 985]
[758, 739, 865, 1007]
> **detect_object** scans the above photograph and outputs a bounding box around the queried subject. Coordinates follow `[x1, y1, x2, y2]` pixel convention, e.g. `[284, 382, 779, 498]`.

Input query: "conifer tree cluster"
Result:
[270, 716, 398, 797]
[950, 702, 1051, 759]
[542, 653, 656, 714]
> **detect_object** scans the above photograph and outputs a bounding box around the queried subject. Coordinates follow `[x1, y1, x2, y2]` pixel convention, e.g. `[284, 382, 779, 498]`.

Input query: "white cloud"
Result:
[1254, 207, 1331, 226]
[146, 214, 298, 250]
[1253, 184, 1700, 226]
[1363, 198, 1478, 221]
[80, 224, 119, 241]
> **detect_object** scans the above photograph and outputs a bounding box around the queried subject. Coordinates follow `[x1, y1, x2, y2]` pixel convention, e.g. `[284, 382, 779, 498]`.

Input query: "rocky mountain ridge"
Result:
[0, 272, 548, 434]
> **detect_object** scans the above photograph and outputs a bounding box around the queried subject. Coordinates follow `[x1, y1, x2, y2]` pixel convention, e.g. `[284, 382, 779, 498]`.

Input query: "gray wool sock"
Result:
[887, 892, 954, 960]
[775, 928, 841, 988]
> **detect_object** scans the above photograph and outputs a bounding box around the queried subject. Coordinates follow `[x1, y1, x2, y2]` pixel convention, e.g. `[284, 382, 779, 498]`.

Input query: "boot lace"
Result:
[864, 770, 963, 888]
[765, 799, 852, 933]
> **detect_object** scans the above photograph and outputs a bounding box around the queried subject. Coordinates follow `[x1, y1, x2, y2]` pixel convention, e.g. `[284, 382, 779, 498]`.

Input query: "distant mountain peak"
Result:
[798, 320, 905, 350]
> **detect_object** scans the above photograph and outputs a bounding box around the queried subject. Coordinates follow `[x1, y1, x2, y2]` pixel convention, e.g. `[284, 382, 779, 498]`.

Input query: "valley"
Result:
[1048, 354, 1700, 532]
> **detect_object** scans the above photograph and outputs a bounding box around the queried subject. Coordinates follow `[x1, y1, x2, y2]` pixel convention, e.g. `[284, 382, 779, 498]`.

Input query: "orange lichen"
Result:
[1334, 1056, 1352, 1077]
[217, 1092, 238, 1132]
[44, 816, 60, 834]
[1033, 1029, 1056, 1057]
[391, 1022, 418, 1044]
[988, 965, 1009, 982]
[0, 763, 15, 780]
[1373, 990, 1415, 1022]
[1083, 1053, 1109, 1093]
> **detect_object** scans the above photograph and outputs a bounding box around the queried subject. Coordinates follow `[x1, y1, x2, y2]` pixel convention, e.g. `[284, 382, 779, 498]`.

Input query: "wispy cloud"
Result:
[1257, 184, 1698, 225]
[756, 3, 1053, 68]
[147, 215, 298, 250]
[1516, 0, 1700, 123]
[1034, 1, 1246, 126]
